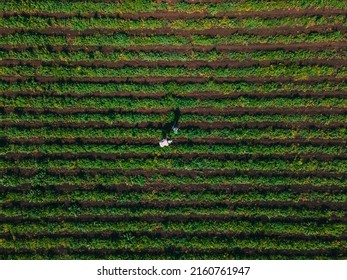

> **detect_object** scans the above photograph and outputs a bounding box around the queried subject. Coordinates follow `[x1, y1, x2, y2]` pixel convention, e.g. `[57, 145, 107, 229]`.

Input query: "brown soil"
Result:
[1, 8, 345, 20]
[0, 75, 344, 84]
[2, 136, 346, 146]
[3, 151, 345, 161]
[1, 90, 346, 99]
[2, 106, 345, 116]
[0, 213, 344, 225]
[1, 41, 345, 53]
[1, 58, 345, 68]
[1, 183, 344, 194]
[1, 167, 346, 179]
[0, 24, 344, 37]
[0, 229, 344, 242]
[2, 199, 346, 211]
[1, 120, 345, 130]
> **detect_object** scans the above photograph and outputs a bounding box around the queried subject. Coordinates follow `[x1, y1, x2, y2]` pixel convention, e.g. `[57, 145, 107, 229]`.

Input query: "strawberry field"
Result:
[0, 0, 346, 260]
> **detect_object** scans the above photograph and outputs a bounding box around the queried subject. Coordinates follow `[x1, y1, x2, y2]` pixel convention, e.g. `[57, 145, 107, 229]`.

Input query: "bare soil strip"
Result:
[2, 106, 345, 116]
[1, 120, 346, 130]
[0, 230, 345, 242]
[1, 58, 345, 68]
[1, 8, 346, 20]
[2, 199, 345, 211]
[1, 168, 346, 179]
[1, 90, 346, 99]
[1, 183, 344, 194]
[1, 41, 345, 53]
[0, 24, 344, 37]
[0, 213, 344, 224]
[3, 152, 345, 161]
[1, 247, 345, 258]
[1, 75, 344, 84]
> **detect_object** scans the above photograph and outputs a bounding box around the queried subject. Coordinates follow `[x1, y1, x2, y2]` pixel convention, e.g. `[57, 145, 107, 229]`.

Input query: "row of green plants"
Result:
[1, 0, 345, 14]
[1, 235, 345, 251]
[2, 206, 344, 224]
[1, 157, 346, 172]
[1, 49, 346, 62]
[1, 143, 345, 156]
[1, 32, 344, 47]
[1, 65, 344, 78]
[1, 96, 345, 108]
[2, 127, 346, 139]
[2, 173, 345, 189]
[1, 112, 346, 124]
[2, 80, 345, 94]
[2, 187, 346, 203]
[2, 15, 344, 30]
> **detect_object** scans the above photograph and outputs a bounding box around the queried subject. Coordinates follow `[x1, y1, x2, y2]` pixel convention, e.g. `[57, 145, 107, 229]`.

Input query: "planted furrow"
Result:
[1, 8, 346, 20]
[1, 199, 346, 211]
[2, 137, 345, 146]
[1, 58, 346, 68]
[0, 213, 345, 224]
[0, 247, 345, 258]
[0, 183, 345, 194]
[0, 230, 345, 242]
[1, 168, 346, 179]
[1, 120, 345, 129]
[1, 75, 345, 84]
[1, 41, 346, 53]
[0, 90, 346, 99]
[2, 106, 345, 115]
[0, 24, 345, 37]
[2, 151, 346, 161]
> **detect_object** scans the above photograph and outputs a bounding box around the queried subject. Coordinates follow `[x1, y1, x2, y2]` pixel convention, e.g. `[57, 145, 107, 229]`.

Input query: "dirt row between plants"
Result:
[2, 199, 346, 211]
[1, 120, 345, 130]
[1, 168, 346, 179]
[1, 183, 344, 194]
[1, 24, 344, 37]
[1, 41, 345, 54]
[1, 90, 346, 99]
[0, 213, 344, 225]
[2, 58, 346, 69]
[2, 8, 346, 20]
[1, 246, 345, 258]
[3, 151, 345, 161]
[0, 229, 345, 242]
[1, 75, 345, 84]
[3, 106, 345, 116]
[2, 137, 345, 146]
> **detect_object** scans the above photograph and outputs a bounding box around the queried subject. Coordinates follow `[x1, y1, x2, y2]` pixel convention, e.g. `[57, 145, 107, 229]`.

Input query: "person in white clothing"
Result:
[159, 138, 173, 147]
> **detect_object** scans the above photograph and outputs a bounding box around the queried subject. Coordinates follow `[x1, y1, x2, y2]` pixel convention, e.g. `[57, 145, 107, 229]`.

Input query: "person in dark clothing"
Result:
[161, 108, 181, 139]
[159, 108, 181, 146]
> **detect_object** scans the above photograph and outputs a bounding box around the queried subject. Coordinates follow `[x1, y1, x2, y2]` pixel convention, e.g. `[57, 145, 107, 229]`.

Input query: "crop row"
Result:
[1, 32, 344, 48]
[2, 95, 345, 108]
[3, 171, 345, 189]
[1, 0, 345, 13]
[1, 181, 346, 195]
[2, 41, 346, 55]
[1, 49, 346, 64]
[1, 15, 345, 31]
[2, 127, 346, 140]
[2, 64, 345, 78]
[2, 58, 346, 70]
[2, 112, 346, 125]
[1, 8, 346, 20]
[1, 167, 346, 179]
[1, 120, 346, 130]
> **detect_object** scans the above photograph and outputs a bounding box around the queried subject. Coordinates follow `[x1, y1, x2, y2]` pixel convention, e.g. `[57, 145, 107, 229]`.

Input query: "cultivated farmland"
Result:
[0, 0, 346, 260]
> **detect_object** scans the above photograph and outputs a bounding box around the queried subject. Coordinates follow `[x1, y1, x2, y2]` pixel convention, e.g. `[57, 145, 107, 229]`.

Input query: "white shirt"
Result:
[159, 139, 171, 147]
